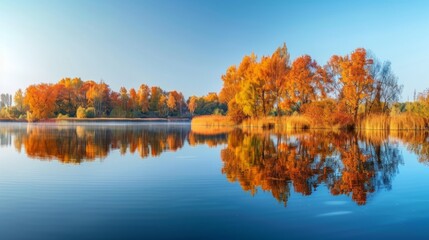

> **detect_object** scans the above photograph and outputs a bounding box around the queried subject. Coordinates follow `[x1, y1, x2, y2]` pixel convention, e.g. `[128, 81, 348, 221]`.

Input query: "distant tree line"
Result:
[0, 78, 225, 121]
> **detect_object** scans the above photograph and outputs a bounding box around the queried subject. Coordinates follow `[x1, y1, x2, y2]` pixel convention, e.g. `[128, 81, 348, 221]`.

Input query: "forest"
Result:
[0, 43, 428, 129]
[0, 79, 225, 121]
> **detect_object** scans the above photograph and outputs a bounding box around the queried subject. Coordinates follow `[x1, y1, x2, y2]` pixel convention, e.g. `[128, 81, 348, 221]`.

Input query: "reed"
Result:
[284, 115, 311, 130]
[192, 113, 427, 132]
[191, 115, 236, 127]
[360, 114, 390, 130]
[390, 113, 426, 130]
[241, 116, 311, 130]
[241, 116, 278, 130]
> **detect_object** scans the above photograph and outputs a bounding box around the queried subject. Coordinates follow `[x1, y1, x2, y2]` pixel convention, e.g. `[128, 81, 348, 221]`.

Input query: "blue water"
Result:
[0, 123, 428, 239]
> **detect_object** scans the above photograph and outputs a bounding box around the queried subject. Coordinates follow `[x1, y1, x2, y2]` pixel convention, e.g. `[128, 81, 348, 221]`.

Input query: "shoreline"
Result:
[0, 117, 191, 123]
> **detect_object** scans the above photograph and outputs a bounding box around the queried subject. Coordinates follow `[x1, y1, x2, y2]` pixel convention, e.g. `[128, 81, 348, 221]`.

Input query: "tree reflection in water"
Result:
[3, 124, 226, 164]
[221, 129, 405, 206]
[1, 124, 428, 206]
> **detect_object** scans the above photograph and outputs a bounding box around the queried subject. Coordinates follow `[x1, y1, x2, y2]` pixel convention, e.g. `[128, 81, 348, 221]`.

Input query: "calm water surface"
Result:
[0, 123, 429, 239]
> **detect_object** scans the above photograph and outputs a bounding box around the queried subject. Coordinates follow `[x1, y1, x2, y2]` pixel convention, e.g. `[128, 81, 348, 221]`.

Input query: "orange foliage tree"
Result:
[24, 83, 58, 121]
[138, 84, 150, 113]
[332, 48, 374, 123]
[287, 55, 330, 107]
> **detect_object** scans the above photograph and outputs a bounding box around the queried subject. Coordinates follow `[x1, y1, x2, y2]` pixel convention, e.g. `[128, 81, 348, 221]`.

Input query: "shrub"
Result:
[302, 99, 336, 128]
[0, 108, 10, 119]
[76, 107, 86, 119]
[85, 107, 95, 118]
[109, 107, 127, 118]
[57, 113, 69, 119]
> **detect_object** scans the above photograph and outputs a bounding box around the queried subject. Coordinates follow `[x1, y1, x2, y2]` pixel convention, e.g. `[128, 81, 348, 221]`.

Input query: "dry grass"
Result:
[285, 115, 311, 130]
[390, 113, 426, 130]
[241, 117, 278, 130]
[360, 114, 390, 130]
[191, 115, 236, 135]
[191, 115, 236, 127]
[358, 113, 427, 130]
[241, 116, 311, 131]
[239, 113, 427, 131]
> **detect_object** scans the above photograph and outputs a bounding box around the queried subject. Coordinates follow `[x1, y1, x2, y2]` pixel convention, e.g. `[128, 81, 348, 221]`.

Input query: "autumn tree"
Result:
[24, 84, 58, 121]
[330, 48, 374, 124]
[287, 55, 330, 110]
[188, 96, 197, 116]
[149, 86, 163, 113]
[167, 92, 177, 114]
[158, 94, 168, 117]
[128, 88, 140, 117]
[119, 87, 129, 112]
[259, 43, 290, 116]
[55, 77, 83, 116]
[236, 75, 259, 117]
[14, 89, 25, 113]
[165, 90, 186, 116]
[138, 84, 150, 113]
[86, 81, 111, 117]
[235, 53, 265, 117]
[220, 65, 246, 122]
[188, 93, 226, 116]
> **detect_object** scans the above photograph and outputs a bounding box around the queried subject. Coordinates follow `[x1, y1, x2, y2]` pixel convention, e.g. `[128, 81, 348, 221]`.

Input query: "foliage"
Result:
[221, 130, 403, 206]
[76, 107, 86, 119]
[76, 106, 95, 118]
[85, 107, 96, 118]
[219, 44, 403, 128]
[0, 43, 419, 129]
[390, 113, 426, 130]
[187, 93, 226, 116]
[24, 83, 58, 121]
[57, 113, 70, 119]
[3, 78, 192, 121]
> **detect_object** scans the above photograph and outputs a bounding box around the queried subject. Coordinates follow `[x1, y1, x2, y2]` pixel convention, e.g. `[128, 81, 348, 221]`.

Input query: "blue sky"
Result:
[1, 0, 428, 100]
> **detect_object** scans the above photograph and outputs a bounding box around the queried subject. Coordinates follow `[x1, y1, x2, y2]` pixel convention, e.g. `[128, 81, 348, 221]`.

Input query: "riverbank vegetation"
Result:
[215, 44, 428, 130]
[0, 43, 429, 129]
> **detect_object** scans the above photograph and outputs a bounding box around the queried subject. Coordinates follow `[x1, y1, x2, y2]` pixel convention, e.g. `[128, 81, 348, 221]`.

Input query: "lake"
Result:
[0, 123, 428, 239]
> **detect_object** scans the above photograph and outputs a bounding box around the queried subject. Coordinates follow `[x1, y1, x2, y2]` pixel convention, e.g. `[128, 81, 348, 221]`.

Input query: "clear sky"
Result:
[1, 0, 428, 100]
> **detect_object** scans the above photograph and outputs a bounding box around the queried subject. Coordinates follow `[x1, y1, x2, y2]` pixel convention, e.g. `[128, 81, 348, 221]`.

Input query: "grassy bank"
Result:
[191, 115, 236, 127]
[241, 116, 311, 130]
[192, 114, 428, 131]
[359, 114, 426, 130]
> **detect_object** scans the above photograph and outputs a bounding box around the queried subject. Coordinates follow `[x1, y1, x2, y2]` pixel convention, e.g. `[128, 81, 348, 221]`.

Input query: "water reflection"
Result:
[391, 131, 429, 163]
[221, 129, 408, 206]
[1, 124, 226, 164]
[1, 123, 428, 206]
